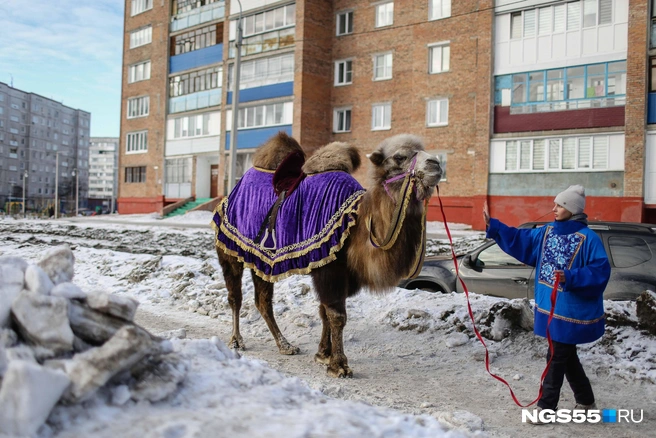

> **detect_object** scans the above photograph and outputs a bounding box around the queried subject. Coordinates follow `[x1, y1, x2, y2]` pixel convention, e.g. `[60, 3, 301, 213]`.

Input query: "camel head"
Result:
[368, 134, 442, 201]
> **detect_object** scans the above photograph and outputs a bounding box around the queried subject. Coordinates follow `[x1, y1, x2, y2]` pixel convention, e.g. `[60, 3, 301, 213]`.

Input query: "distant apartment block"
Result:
[89, 137, 118, 212]
[0, 82, 90, 214]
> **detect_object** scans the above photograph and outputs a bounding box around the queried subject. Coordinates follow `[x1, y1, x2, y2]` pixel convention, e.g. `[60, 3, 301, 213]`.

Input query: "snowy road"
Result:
[1, 216, 654, 437]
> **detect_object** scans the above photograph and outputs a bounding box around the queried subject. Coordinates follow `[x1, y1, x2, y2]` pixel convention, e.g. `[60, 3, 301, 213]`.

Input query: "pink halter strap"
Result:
[383, 155, 417, 201]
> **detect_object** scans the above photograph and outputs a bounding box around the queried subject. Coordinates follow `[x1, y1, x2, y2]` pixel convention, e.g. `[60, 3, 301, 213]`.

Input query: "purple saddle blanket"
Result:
[212, 167, 365, 281]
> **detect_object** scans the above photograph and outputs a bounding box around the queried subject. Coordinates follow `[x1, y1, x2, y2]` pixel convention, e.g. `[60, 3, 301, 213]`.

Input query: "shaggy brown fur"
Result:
[302, 142, 361, 175]
[252, 131, 305, 170]
[216, 132, 442, 378]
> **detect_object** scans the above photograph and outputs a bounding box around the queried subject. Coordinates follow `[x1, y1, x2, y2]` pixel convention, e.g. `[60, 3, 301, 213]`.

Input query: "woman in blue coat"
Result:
[483, 185, 610, 421]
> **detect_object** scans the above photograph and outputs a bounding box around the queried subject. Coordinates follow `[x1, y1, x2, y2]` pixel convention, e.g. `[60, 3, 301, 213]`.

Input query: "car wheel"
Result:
[404, 281, 446, 294]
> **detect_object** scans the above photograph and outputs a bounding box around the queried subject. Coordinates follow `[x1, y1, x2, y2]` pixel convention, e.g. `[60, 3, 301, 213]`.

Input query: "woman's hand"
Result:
[553, 270, 566, 284]
[483, 201, 490, 226]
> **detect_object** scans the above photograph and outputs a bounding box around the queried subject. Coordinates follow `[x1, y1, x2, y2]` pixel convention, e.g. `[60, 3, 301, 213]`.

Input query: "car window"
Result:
[477, 244, 525, 267]
[608, 236, 652, 268]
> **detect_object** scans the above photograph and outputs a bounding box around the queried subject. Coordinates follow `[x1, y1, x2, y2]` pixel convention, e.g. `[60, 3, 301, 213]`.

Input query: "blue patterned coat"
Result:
[486, 219, 610, 344]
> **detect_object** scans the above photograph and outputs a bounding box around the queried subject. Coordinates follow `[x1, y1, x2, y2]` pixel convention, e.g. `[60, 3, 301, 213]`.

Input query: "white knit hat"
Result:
[554, 185, 586, 215]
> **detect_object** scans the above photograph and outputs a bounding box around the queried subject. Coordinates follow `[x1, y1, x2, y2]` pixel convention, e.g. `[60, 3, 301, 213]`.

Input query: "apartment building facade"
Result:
[89, 137, 119, 213]
[119, 0, 654, 227]
[0, 82, 90, 214]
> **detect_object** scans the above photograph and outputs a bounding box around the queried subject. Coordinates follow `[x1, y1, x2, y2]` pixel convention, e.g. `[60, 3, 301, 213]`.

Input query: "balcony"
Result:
[649, 93, 656, 124]
[171, 1, 225, 33]
[170, 44, 223, 74]
[169, 88, 221, 114]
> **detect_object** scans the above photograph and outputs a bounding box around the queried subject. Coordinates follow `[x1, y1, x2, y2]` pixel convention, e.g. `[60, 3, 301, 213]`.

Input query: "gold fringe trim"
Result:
[535, 306, 605, 325]
[213, 205, 360, 283]
[214, 190, 365, 265]
[404, 198, 428, 280]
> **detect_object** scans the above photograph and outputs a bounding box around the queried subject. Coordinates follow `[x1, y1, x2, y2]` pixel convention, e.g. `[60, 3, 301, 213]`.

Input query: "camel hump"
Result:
[302, 142, 361, 175]
[252, 131, 305, 171]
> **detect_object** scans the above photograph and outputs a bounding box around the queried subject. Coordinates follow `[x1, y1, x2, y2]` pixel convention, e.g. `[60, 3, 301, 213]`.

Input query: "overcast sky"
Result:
[0, 0, 124, 138]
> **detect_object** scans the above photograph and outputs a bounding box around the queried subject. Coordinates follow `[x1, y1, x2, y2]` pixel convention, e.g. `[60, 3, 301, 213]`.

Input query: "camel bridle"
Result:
[367, 154, 429, 279]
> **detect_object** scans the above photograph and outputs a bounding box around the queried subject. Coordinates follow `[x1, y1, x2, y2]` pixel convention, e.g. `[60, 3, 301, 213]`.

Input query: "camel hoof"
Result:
[279, 343, 300, 355]
[327, 365, 353, 378]
[229, 336, 245, 351]
[314, 353, 330, 365]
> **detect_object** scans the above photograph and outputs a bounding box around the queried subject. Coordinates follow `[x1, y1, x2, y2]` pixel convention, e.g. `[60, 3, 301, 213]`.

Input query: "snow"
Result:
[1, 214, 655, 437]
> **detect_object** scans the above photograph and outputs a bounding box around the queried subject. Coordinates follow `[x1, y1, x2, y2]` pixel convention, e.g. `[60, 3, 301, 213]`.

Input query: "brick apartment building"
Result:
[118, 0, 655, 228]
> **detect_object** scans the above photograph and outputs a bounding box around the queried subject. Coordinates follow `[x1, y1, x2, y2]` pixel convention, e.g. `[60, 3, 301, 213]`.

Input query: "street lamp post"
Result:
[72, 168, 79, 216]
[22, 170, 28, 217]
[54, 152, 60, 219]
[227, 0, 243, 193]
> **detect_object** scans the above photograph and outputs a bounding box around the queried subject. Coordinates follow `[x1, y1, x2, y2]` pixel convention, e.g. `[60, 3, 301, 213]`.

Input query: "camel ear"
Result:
[369, 151, 385, 166]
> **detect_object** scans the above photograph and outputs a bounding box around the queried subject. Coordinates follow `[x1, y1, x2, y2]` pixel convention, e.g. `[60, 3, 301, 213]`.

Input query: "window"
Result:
[333, 108, 352, 133]
[174, 0, 220, 14]
[228, 53, 294, 89]
[166, 158, 192, 184]
[373, 53, 392, 80]
[237, 102, 289, 129]
[429, 44, 450, 74]
[128, 60, 151, 83]
[429, 0, 451, 20]
[375, 2, 394, 28]
[510, 12, 522, 39]
[650, 58, 656, 92]
[336, 11, 353, 35]
[427, 99, 448, 126]
[126, 131, 148, 153]
[127, 96, 149, 119]
[609, 237, 652, 268]
[242, 4, 295, 37]
[504, 135, 609, 172]
[372, 103, 391, 130]
[169, 67, 222, 97]
[172, 23, 219, 55]
[478, 244, 525, 267]
[125, 166, 146, 183]
[334, 60, 353, 85]
[511, 1, 615, 38]
[131, 0, 152, 16]
[130, 26, 152, 49]
[173, 114, 211, 138]
[495, 61, 626, 108]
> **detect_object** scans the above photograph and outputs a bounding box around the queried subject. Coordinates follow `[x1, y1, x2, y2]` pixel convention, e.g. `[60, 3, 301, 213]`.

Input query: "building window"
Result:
[130, 26, 152, 49]
[427, 99, 448, 127]
[237, 102, 288, 129]
[170, 66, 222, 97]
[336, 10, 353, 35]
[495, 60, 626, 110]
[126, 131, 148, 154]
[166, 158, 192, 183]
[373, 53, 393, 80]
[172, 23, 220, 55]
[242, 3, 295, 37]
[333, 108, 352, 133]
[173, 0, 220, 15]
[650, 58, 656, 92]
[429, 0, 451, 20]
[510, 1, 614, 39]
[429, 43, 450, 74]
[131, 0, 153, 16]
[127, 96, 150, 119]
[125, 166, 146, 183]
[375, 2, 394, 28]
[228, 53, 294, 90]
[504, 135, 608, 172]
[173, 114, 211, 138]
[371, 103, 391, 130]
[128, 60, 151, 83]
[334, 60, 353, 85]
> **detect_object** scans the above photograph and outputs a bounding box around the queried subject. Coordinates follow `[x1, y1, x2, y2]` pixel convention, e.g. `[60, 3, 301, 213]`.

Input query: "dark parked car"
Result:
[399, 221, 656, 301]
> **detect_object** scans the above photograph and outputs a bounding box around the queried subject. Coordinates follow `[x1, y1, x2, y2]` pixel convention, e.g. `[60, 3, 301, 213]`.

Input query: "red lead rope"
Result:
[436, 187, 558, 407]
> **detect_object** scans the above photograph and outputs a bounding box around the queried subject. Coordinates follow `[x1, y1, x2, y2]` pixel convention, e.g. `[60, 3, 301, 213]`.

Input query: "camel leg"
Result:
[217, 248, 245, 350]
[324, 300, 352, 378]
[251, 270, 300, 355]
[314, 303, 332, 365]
